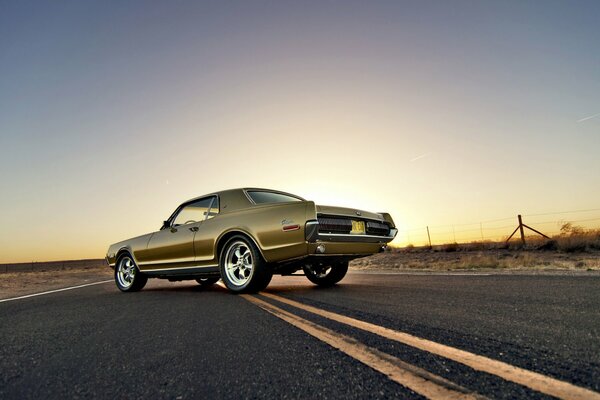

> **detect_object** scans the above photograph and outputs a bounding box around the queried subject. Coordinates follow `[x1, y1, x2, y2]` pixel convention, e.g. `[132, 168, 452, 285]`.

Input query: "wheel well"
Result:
[115, 248, 133, 263]
[216, 231, 264, 263]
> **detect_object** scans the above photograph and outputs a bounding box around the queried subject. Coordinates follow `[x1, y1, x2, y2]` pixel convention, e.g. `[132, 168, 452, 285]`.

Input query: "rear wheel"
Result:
[303, 261, 348, 287]
[115, 254, 148, 292]
[219, 236, 272, 293]
[196, 277, 220, 286]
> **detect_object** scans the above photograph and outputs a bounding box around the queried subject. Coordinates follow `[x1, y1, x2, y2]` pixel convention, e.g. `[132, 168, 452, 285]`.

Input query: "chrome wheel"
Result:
[303, 261, 348, 287]
[117, 256, 136, 289]
[308, 265, 332, 278]
[219, 235, 272, 293]
[224, 241, 253, 287]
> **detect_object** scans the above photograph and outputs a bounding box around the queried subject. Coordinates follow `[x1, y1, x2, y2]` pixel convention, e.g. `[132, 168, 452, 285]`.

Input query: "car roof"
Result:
[180, 188, 305, 212]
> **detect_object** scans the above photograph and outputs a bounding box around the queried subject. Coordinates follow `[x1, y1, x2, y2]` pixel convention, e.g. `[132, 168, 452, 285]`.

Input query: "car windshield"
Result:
[247, 191, 303, 204]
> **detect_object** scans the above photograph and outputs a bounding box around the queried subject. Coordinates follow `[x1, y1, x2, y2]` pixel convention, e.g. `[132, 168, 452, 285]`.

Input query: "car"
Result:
[106, 188, 397, 293]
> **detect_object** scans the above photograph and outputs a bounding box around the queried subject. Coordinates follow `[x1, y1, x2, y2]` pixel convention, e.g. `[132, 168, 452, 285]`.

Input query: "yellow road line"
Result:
[260, 292, 600, 400]
[242, 295, 484, 400]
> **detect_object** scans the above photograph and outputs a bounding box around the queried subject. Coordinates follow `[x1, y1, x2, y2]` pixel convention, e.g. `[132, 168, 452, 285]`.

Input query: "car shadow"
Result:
[136, 279, 359, 295]
[140, 281, 229, 294]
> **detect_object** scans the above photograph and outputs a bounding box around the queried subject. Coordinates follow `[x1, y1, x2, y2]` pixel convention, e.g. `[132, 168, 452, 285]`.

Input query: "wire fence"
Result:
[397, 208, 600, 247]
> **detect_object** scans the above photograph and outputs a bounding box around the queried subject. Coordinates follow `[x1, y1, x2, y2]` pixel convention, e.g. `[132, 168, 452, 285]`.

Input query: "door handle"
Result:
[189, 226, 199, 232]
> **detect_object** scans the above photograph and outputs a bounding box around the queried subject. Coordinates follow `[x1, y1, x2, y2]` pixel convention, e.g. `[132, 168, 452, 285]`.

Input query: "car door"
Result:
[139, 197, 214, 270]
[192, 196, 221, 265]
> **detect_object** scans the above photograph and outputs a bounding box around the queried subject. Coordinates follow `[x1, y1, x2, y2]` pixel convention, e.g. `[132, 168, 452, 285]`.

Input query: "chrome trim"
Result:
[305, 220, 320, 242]
[204, 196, 216, 221]
[138, 258, 196, 266]
[317, 213, 390, 225]
[243, 189, 256, 205]
[316, 228, 397, 243]
[141, 264, 219, 273]
[320, 233, 395, 239]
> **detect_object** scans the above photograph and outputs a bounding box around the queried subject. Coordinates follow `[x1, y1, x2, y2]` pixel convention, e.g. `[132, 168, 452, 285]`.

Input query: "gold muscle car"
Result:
[106, 188, 397, 293]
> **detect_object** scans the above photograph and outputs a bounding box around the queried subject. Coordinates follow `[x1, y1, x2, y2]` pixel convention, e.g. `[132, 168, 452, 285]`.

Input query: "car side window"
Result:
[247, 191, 302, 204]
[206, 196, 219, 220]
[172, 197, 214, 227]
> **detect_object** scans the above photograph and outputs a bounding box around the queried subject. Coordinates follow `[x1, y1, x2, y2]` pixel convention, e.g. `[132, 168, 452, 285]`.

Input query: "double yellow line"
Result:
[242, 293, 600, 400]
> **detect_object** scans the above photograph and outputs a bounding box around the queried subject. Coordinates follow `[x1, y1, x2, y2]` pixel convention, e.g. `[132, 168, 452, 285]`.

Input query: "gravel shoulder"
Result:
[0, 267, 112, 300]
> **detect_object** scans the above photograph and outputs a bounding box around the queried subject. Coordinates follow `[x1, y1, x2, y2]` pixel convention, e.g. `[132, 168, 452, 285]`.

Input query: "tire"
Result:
[115, 254, 148, 292]
[196, 277, 220, 286]
[303, 261, 348, 287]
[219, 235, 272, 293]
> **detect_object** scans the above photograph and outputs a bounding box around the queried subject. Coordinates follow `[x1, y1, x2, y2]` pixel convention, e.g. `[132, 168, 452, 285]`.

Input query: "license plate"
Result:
[350, 220, 365, 234]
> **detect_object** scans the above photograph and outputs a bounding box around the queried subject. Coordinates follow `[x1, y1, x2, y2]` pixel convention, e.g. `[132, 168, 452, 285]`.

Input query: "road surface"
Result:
[1, 272, 599, 399]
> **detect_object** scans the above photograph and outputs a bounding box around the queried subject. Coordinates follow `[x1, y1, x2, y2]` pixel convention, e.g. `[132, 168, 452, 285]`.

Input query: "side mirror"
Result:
[161, 220, 170, 230]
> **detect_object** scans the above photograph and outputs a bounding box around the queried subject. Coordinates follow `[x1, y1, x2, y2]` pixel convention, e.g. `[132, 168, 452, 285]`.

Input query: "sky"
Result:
[1, 1, 599, 262]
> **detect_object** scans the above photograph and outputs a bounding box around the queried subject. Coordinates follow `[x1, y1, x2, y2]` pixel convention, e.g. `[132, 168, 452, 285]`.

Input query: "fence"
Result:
[397, 208, 600, 247]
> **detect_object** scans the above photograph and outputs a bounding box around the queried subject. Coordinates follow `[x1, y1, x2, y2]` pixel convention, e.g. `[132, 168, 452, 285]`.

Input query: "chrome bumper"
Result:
[305, 220, 397, 243]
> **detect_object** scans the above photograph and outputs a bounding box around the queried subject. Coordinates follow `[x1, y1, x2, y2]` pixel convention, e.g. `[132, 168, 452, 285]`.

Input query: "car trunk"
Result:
[315, 205, 391, 236]
[316, 205, 382, 221]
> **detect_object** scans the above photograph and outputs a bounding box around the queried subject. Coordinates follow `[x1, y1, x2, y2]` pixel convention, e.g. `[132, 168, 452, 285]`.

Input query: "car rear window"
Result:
[247, 191, 303, 204]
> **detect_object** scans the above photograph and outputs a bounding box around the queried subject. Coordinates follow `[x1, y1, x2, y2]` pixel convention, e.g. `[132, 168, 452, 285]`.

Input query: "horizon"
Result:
[1, 1, 599, 263]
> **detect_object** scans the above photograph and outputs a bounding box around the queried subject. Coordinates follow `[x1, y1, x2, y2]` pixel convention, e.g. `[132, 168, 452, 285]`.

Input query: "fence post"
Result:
[506, 214, 549, 244]
[518, 214, 526, 245]
[426, 226, 432, 248]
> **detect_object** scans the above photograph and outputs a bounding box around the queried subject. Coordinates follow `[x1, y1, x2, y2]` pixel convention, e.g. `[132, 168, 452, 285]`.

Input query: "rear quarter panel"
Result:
[196, 201, 316, 264]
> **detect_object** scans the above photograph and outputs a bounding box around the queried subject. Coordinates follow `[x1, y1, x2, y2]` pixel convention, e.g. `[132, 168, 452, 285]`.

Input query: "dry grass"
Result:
[395, 225, 600, 254]
[351, 250, 600, 271]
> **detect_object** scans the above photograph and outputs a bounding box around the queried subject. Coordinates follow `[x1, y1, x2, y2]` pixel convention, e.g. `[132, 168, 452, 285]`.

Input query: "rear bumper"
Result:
[305, 220, 397, 244]
[307, 241, 388, 256]
[315, 230, 397, 243]
[304, 220, 397, 256]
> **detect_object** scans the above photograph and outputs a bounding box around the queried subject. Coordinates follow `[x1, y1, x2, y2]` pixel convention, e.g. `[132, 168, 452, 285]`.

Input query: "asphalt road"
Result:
[1, 272, 599, 399]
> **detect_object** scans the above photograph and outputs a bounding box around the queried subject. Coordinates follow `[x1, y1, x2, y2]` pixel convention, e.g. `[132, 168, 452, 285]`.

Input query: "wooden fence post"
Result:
[506, 214, 550, 245]
[426, 226, 432, 248]
[518, 214, 526, 245]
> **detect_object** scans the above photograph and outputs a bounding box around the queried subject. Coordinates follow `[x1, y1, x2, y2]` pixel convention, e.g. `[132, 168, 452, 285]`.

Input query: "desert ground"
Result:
[0, 267, 112, 300]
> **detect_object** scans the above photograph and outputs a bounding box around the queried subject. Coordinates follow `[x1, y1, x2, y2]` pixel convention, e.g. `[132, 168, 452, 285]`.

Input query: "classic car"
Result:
[106, 188, 397, 293]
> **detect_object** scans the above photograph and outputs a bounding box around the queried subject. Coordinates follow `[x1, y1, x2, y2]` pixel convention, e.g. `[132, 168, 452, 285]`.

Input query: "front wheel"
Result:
[219, 236, 272, 293]
[115, 254, 148, 292]
[303, 261, 348, 287]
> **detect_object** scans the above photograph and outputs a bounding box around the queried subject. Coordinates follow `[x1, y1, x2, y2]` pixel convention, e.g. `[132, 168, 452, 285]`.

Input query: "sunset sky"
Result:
[1, 1, 599, 262]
